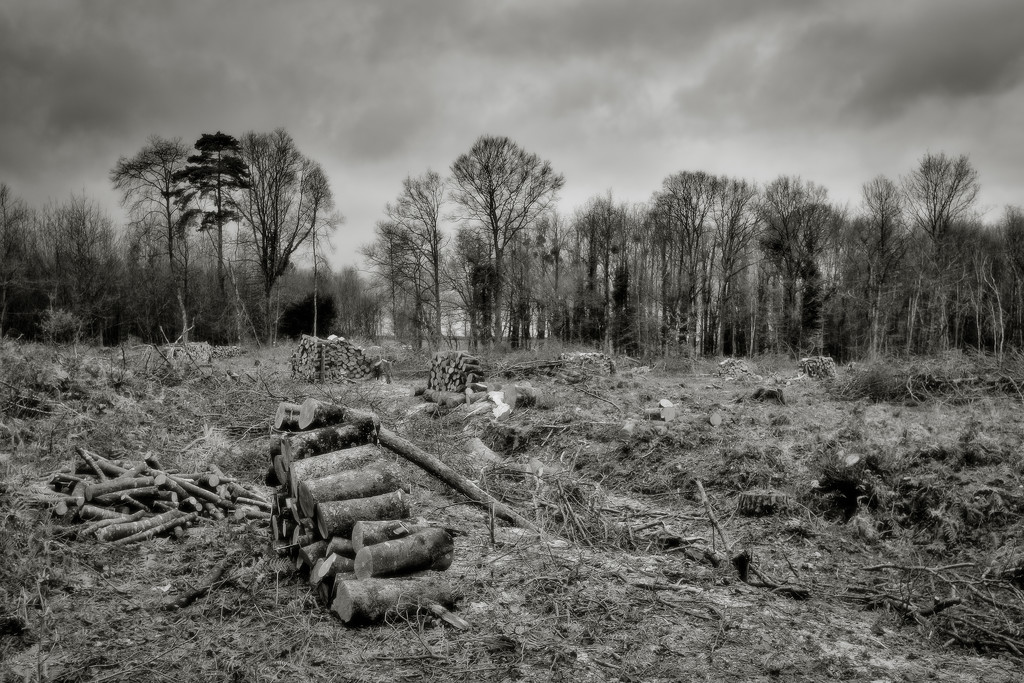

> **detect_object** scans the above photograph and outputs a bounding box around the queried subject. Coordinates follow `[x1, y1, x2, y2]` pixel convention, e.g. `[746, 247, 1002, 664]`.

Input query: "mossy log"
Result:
[283, 423, 377, 464]
[331, 576, 458, 624]
[315, 490, 409, 538]
[326, 536, 356, 558]
[353, 528, 454, 580]
[311, 553, 356, 585]
[287, 445, 381, 499]
[297, 467, 402, 519]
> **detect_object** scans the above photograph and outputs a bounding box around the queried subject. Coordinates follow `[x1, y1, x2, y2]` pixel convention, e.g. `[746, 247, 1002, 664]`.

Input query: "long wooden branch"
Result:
[377, 427, 538, 532]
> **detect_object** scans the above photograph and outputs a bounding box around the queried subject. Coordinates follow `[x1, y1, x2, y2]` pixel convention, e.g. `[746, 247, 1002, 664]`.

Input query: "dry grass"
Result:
[4, 341, 1024, 681]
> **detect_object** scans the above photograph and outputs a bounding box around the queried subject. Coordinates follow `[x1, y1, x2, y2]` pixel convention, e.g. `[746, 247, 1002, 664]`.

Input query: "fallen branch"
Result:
[162, 556, 232, 610]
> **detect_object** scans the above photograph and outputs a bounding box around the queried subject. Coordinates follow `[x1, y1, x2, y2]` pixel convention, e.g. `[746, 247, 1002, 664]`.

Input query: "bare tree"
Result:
[450, 135, 564, 344]
[384, 170, 447, 345]
[0, 184, 32, 337]
[901, 152, 980, 351]
[110, 136, 195, 340]
[234, 129, 338, 341]
[853, 175, 908, 358]
[760, 176, 842, 353]
[711, 177, 761, 356]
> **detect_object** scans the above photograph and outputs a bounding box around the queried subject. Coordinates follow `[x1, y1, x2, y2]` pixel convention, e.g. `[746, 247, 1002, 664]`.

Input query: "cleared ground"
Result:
[2, 342, 1022, 682]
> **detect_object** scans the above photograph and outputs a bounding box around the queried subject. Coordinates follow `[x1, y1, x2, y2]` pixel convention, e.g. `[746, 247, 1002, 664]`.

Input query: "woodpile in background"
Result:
[30, 448, 272, 544]
[718, 358, 763, 381]
[558, 351, 616, 376]
[428, 351, 483, 392]
[268, 397, 465, 626]
[290, 335, 392, 383]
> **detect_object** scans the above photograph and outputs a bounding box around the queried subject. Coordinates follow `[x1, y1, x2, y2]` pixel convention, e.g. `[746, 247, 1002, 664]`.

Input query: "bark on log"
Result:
[111, 511, 198, 545]
[377, 428, 538, 532]
[315, 490, 409, 538]
[297, 399, 381, 433]
[283, 424, 376, 463]
[353, 528, 454, 580]
[423, 390, 468, 409]
[85, 476, 160, 500]
[326, 536, 356, 558]
[274, 402, 303, 431]
[298, 540, 329, 570]
[79, 504, 133, 522]
[287, 445, 381, 499]
[297, 467, 402, 519]
[352, 519, 427, 553]
[96, 509, 184, 542]
[91, 486, 160, 506]
[331, 576, 458, 624]
[311, 553, 356, 585]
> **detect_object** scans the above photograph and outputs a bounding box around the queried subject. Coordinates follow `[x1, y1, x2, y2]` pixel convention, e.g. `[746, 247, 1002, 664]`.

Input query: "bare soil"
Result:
[2, 343, 1023, 682]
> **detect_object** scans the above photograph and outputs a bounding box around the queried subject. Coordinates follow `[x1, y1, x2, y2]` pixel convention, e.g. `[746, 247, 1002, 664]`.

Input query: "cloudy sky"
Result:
[2, 0, 1023, 269]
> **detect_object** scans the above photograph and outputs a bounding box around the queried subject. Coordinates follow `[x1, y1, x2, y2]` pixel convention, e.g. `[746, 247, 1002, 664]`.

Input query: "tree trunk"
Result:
[352, 519, 427, 553]
[297, 467, 402, 519]
[353, 528, 454, 580]
[331, 576, 458, 624]
[315, 490, 409, 538]
[287, 445, 381, 499]
[283, 423, 377, 463]
[378, 428, 538, 532]
[297, 399, 380, 433]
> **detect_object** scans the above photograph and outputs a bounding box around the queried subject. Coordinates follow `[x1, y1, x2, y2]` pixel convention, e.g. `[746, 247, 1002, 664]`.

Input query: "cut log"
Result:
[377, 428, 538, 532]
[96, 509, 184, 542]
[283, 423, 376, 463]
[326, 536, 356, 558]
[315, 490, 408, 539]
[85, 477, 156, 502]
[297, 467, 402, 519]
[298, 540, 329, 570]
[287, 445, 381, 499]
[423, 390, 468, 409]
[352, 519, 427, 553]
[274, 402, 303, 430]
[296, 399, 381, 434]
[311, 552, 356, 585]
[353, 528, 454, 580]
[111, 511, 198, 545]
[91, 486, 160, 506]
[331, 576, 459, 624]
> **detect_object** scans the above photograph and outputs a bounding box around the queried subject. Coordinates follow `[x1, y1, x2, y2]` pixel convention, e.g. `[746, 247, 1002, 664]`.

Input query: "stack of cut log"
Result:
[268, 397, 464, 626]
[162, 341, 214, 366]
[558, 351, 616, 376]
[31, 448, 271, 544]
[416, 381, 542, 420]
[290, 335, 392, 383]
[428, 351, 483, 392]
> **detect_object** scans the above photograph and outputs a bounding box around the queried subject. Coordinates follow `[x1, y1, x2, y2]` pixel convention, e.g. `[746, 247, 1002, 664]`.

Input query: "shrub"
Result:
[39, 308, 84, 344]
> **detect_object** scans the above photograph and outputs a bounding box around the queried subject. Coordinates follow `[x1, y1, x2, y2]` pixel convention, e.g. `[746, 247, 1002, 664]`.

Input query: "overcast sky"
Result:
[2, 0, 1023, 270]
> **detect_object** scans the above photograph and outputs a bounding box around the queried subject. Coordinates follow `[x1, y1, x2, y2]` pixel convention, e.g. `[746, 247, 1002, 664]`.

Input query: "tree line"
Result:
[3, 130, 1023, 360]
[365, 135, 1024, 360]
[0, 128, 376, 345]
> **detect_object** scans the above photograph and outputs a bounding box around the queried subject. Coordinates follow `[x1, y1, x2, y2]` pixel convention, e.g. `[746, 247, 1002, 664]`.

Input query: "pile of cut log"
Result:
[268, 398, 465, 626]
[718, 358, 762, 381]
[290, 335, 392, 383]
[415, 381, 543, 420]
[30, 448, 271, 544]
[561, 356, 614, 376]
[428, 351, 483, 392]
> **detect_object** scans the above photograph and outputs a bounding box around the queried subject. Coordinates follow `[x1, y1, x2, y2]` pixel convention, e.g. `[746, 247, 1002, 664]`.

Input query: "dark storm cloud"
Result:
[677, 0, 1024, 128]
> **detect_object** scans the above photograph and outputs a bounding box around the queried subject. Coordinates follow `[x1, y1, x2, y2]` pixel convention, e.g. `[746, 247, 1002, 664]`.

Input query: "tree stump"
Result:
[737, 489, 792, 516]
